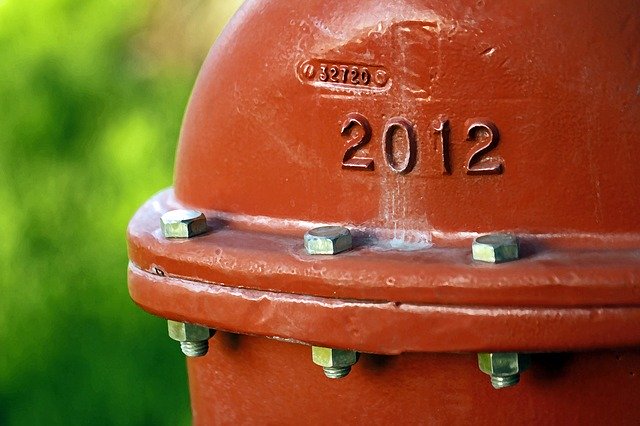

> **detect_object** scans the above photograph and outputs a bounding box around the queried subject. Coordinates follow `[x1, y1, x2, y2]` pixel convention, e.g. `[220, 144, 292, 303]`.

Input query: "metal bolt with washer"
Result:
[312, 346, 359, 379]
[478, 352, 530, 389]
[168, 320, 215, 357]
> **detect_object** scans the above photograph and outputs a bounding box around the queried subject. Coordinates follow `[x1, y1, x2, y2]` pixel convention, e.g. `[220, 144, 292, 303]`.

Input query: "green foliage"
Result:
[0, 0, 241, 424]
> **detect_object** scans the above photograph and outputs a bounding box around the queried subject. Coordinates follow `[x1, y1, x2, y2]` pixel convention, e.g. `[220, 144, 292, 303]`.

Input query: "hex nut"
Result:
[478, 352, 530, 376]
[312, 346, 358, 368]
[160, 209, 208, 239]
[478, 352, 531, 388]
[167, 320, 215, 342]
[472, 233, 519, 263]
[312, 346, 358, 379]
[304, 226, 352, 255]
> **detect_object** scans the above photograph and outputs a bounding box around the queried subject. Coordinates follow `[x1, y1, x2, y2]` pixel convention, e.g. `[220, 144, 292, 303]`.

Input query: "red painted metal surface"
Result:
[187, 335, 640, 425]
[129, 265, 640, 354]
[127, 0, 640, 423]
[175, 0, 640, 240]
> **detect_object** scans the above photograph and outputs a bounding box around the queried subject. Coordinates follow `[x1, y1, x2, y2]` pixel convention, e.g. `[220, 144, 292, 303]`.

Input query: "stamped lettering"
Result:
[299, 60, 389, 90]
[383, 117, 417, 174]
[341, 113, 374, 170]
[464, 119, 503, 175]
[337, 114, 504, 176]
[432, 116, 451, 175]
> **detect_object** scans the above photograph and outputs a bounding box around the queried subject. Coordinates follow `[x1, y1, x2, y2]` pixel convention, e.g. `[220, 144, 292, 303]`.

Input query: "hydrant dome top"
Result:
[174, 0, 640, 244]
[127, 0, 640, 357]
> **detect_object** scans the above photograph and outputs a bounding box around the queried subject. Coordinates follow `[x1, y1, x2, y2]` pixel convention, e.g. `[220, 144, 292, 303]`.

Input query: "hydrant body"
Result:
[127, 0, 640, 423]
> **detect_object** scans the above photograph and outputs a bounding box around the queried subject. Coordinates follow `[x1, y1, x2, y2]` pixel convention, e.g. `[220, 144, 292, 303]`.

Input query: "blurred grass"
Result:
[0, 0, 243, 424]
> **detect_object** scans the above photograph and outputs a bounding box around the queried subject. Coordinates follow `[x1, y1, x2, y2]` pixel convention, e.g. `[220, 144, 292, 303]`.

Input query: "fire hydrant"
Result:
[127, 0, 640, 423]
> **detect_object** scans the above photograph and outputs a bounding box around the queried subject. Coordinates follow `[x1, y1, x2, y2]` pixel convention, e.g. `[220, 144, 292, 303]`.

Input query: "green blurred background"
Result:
[0, 1, 243, 424]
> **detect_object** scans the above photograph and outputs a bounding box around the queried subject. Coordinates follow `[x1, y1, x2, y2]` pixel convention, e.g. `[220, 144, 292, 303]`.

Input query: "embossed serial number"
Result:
[299, 60, 389, 89]
[319, 63, 372, 86]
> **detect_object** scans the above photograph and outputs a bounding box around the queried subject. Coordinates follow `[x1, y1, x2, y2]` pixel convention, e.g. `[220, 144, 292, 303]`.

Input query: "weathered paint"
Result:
[127, 0, 640, 423]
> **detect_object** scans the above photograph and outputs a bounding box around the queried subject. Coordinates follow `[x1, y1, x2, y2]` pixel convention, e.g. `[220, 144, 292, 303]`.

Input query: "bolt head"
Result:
[478, 352, 530, 376]
[472, 233, 519, 263]
[304, 226, 352, 255]
[161, 209, 207, 239]
[167, 321, 214, 342]
[312, 346, 358, 368]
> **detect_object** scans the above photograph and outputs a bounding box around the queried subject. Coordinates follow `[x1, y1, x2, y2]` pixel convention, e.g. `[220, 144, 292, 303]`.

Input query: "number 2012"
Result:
[340, 113, 504, 175]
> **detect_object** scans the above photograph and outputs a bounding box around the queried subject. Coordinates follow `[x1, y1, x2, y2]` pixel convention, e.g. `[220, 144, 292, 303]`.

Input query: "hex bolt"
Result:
[472, 233, 519, 263]
[304, 226, 352, 255]
[160, 209, 208, 239]
[478, 352, 531, 389]
[311, 346, 358, 379]
[167, 320, 215, 357]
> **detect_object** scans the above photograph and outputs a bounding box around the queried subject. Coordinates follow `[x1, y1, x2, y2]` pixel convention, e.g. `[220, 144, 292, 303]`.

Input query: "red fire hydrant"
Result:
[127, 0, 640, 423]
